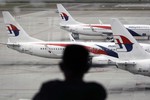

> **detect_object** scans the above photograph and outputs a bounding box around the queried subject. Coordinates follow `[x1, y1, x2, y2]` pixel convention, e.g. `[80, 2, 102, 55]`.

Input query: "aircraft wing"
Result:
[0, 42, 20, 47]
[0, 42, 7, 45]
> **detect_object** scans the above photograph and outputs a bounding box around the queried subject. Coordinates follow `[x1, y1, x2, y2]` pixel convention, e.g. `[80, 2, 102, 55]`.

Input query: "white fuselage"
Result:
[61, 24, 150, 36]
[7, 41, 150, 60]
[116, 59, 150, 76]
[8, 42, 116, 59]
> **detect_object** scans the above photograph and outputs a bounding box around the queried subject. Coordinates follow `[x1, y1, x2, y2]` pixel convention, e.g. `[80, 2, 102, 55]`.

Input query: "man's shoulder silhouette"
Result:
[33, 80, 106, 100]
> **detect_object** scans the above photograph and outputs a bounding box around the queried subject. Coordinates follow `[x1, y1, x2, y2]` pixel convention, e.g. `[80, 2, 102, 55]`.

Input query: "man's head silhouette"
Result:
[60, 44, 90, 80]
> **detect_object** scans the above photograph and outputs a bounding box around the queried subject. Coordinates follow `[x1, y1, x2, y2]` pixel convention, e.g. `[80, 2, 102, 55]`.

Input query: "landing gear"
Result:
[106, 36, 114, 42]
[148, 36, 150, 40]
[71, 33, 79, 40]
[88, 57, 92, 66]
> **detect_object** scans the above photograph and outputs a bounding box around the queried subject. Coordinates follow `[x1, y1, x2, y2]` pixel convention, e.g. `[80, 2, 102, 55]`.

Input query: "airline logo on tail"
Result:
[60, 12, 69, 21]
[114, 35, 133, 52]
[7, 24, 19, 36]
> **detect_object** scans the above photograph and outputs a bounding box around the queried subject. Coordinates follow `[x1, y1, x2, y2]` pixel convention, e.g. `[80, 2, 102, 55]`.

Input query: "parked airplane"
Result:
[111, 18, 150, 77]
[2, 11, 150, 66]
[57, 4, 150, 40]
[2, 11, 119, 64]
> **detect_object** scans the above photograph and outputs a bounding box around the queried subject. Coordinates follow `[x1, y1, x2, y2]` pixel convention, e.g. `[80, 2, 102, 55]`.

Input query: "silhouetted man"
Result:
[33, 44, 107, 100]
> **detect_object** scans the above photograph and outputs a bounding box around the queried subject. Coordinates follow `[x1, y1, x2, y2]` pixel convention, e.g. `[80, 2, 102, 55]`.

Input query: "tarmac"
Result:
[0, 4, 150, 100]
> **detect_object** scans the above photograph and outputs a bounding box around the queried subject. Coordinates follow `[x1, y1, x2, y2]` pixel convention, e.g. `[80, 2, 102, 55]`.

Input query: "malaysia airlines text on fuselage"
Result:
[62, 24, 150, 36]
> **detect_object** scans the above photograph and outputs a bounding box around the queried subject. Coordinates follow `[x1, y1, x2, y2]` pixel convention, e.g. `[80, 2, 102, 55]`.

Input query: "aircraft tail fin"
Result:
[111, 18, 150, 60]
[2, 11, 42, 43]
[57, 4, 82, 25]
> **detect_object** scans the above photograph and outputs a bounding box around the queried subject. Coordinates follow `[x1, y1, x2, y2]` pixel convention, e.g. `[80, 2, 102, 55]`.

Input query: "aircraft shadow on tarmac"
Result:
[0, 62, 58, 67]
[109, 85, 150, 94]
